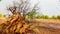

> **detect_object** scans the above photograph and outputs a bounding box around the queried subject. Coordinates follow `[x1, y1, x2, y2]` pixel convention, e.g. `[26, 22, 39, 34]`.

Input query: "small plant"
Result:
[0, 14, 6, 18]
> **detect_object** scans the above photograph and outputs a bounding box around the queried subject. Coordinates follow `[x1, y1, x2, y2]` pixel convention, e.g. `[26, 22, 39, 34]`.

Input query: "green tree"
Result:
[0, 0, 1, 1]
[28, 10, 36, 18]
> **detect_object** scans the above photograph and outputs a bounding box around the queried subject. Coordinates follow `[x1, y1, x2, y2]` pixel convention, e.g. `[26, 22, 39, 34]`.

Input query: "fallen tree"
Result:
[1, 0, 60, 34]
[0, 0, 39, 34]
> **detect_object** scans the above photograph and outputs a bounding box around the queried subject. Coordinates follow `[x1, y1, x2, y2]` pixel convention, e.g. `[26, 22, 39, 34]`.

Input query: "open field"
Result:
[31, 19, 60, 24]
[30, 19, 60, 29]
[30, 19, 60, 34]
[0, 18, 60, 34]
[35, 19, 60, 24]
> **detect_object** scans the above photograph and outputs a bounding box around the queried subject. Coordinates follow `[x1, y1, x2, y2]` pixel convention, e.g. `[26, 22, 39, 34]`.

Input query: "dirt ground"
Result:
[34, 19, 60, 24]
[0, 18, 7, 24]
[31, 19, 60, 34]
[0, 18, 60, 34]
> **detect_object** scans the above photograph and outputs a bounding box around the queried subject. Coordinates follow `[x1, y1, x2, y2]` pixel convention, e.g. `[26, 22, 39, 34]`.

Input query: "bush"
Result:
[57, 16, 60, 19]
[26, 16, 31, 19]
[35, 15, 49, 19]
[52, 15, 57, 19]
[0, 14, 6, 18]
[35, 16, 40, 18]
[39, 15, 49, 19]
[28, 10, 36, 18]
[44, 15, 49, 19]
[0, 14, 2, 17]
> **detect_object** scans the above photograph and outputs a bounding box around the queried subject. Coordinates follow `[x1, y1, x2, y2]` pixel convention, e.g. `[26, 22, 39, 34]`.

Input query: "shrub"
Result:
[0, 14, 6, 18]
[28, 10, 36, 18]
[35, 15, 49, 19]
[44, 15, 49, 19]
[0, 14, 2, 17]
[52, 15, 57, 19]
[57, 16, 60, 19]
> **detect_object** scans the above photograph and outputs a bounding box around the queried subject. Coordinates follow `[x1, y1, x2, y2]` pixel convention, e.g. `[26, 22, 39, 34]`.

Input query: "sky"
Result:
[0, 0, 60, 17]
[39, 0, 60, 17]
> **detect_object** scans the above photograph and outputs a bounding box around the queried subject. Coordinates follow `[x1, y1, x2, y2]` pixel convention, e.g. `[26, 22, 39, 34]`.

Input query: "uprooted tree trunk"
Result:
[0, 0, 40, 34]
[0, 12, 36, 34]
[1, 0, 60, 34]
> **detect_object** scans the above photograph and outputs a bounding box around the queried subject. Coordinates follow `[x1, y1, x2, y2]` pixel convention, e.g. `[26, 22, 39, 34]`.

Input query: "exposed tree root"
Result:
[0, 13, 36, 34]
